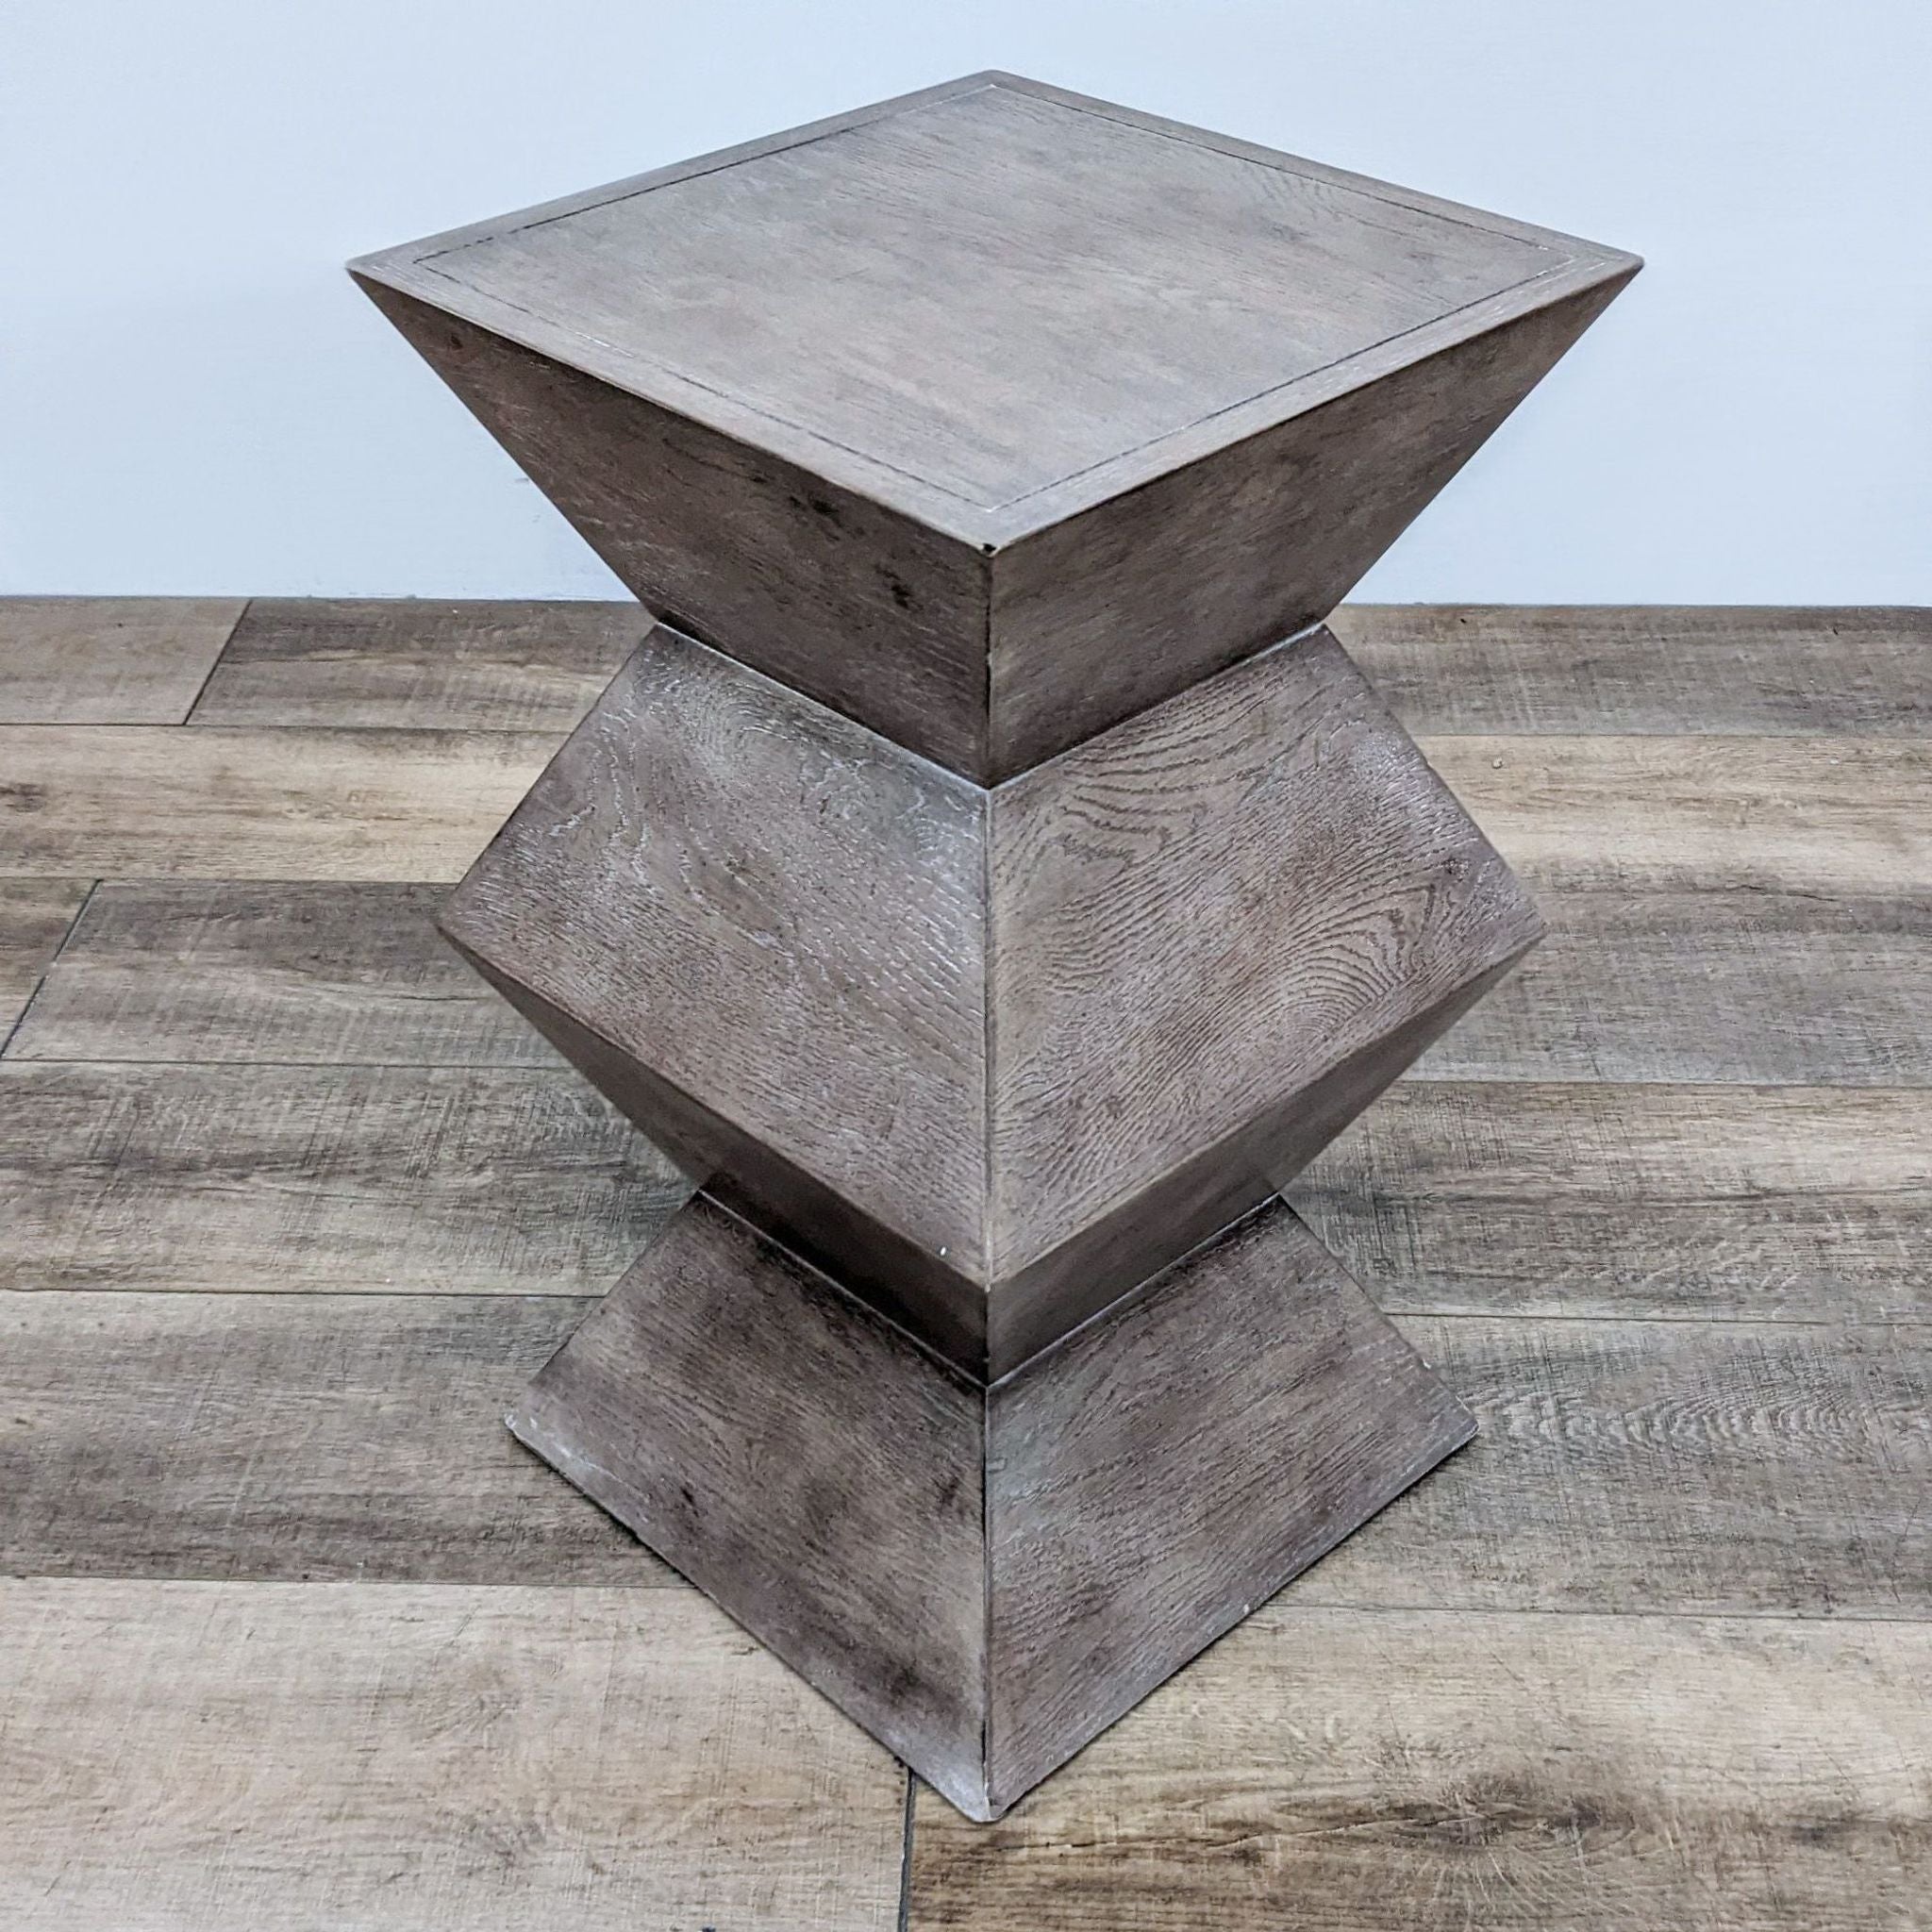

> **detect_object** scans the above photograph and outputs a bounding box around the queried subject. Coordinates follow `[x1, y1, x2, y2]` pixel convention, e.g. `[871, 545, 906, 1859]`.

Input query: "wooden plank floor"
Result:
[1, 598, 1927, 1930]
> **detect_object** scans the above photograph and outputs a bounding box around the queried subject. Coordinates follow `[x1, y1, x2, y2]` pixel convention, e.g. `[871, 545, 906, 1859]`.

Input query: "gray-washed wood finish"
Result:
[442, 619, 1544, 1376]
[438, 621, 991, 1301]
[510, 1193, 991, 1818]
[985, 1200, 1472, 1811]
[452, 943, 990, 1370]
[515, 1191, 1474, 1819]
[405, 80, 1557, 514]
[988, 275, 1632, 774]
[340, 73, 1641, 1828]
[989, 626, 1540, 1294]
[357, 277, 994, 774]
[355, 73, 1635, 545]
[352, 73, 1637, 777]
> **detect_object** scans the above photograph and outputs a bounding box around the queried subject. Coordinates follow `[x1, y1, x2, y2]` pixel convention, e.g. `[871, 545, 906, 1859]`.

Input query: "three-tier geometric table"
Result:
[351, 71, 1638, 1820]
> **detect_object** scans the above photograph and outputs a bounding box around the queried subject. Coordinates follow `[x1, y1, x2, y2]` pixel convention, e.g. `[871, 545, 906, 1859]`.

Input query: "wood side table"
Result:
[351, 71, 1638, 1820]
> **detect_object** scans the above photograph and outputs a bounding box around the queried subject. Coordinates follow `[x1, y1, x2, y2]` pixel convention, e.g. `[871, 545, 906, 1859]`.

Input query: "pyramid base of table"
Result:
[509, 1191, 1474, 1820]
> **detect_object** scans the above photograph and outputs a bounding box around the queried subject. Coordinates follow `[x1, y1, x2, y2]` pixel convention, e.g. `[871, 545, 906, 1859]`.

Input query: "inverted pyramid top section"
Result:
[350, 71, 1637, 543]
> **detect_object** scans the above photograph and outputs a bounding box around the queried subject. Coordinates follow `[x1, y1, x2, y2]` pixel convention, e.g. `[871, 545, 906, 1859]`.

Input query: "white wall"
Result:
[4, 0, 1926, 601]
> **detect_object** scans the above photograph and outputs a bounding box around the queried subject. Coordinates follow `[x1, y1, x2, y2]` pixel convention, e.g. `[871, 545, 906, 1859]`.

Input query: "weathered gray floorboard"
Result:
[1332, 604, 1932, 736]
[14, 598, 1917, 741]
[1423, 735, 1932, 893]
[0, 1578, 906, 1932]
[1291, 1080, 1932, 1324]
[0, 597, 243, 724]
[1417, 885, 1932, 1085]
[5, 1291, 1918, 1623]
[8, 879, 556, 1066]
[0, 878, 91, 1039]
[10, 728, 1905, 893]
[908, 1607, 1932, 1930]
[0, 725, 551, 880]
[0, 1061, 688, 1294]
[1312, 1313, 1932, 1620]
[0, 1289, 675, 1585]
[16, 876, 1925, 1089]
[189, 596, 647, 731]
[2, 586, 1922, 1905]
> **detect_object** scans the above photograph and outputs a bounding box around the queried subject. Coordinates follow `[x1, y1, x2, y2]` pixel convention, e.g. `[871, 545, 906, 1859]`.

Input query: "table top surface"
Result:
[354, 74, 1635, 539]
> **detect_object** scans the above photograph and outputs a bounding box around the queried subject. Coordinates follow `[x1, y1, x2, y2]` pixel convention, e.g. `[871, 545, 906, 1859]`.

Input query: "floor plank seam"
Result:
[0, 877, 98, 1061]
[1379, 1307, 1932, 1331]
[895, 1769, 916, 1932]
[2, 1572, 1925, 1630]
[14, 1060, 1932, 1098]
[177, 597, 253, 725]
[1, 1057, 574, 1073]
[4, 1282, 1924, 1333]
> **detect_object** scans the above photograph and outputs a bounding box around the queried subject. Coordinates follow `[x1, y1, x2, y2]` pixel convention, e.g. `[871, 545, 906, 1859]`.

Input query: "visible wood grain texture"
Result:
[908, 1607, 1932, 1930]
[990, 626, 1540, 1291]
[359, 276, 994, 775]
[8, 1290, 1917, 1623]
[510, 1194, 1484, 1820]
[0, 580, 1922, 1890]
[20, 875, 1917, 1092]
[0, 1289, 677, 1585]
[357, 74, 1630, 543]
[442, 620, 991, 1324]
[8, 726, 1916, 892]
[1422, 735, 1932, 891]
[189, 596, 648, 730]
[448, 620, 1558, 1376]
[0, 877, 90, 1038]
[1292, 1081, 1932, 1323]
[0, 1061, 689, 1293]
[0, 596, 242, 723]
[1307, 1314, 1932, 1619]
[356, 75, 1633, 778]
[512, 1193, 989, 1818]
[1332, 604, 1932, 736]
[10, 879, 555, 1066]
[0, 724, 551, 879]
[987, 1200, 1473, 1812]
[990, 276, 1632, 776]
[406, 81, 1555, 514]
[1417, 886, 1932, 1084]
[467, 951, 992, 1371]
[0, 1578, 906, 1932]
[991, 959, 1515, 1377]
